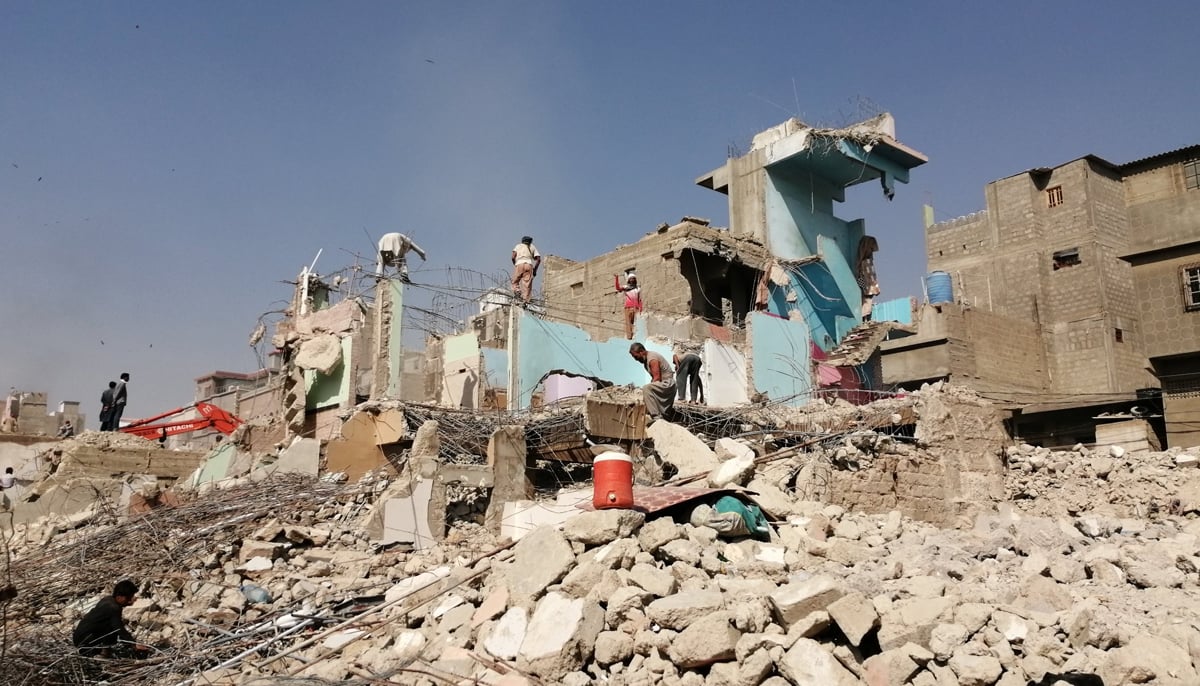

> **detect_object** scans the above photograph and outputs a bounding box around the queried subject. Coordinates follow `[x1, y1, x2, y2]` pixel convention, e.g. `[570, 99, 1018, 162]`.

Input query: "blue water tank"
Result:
[926, 271, 953, 304]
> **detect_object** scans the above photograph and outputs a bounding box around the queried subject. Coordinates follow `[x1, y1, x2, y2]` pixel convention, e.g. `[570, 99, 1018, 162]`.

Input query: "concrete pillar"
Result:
[485, 425, 531, 535]
[506, 305, 521, 410]
[371, 279, 405, 399]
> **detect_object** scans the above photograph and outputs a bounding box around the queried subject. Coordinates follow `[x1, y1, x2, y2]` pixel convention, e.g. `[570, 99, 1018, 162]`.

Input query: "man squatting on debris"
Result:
[377, 232, 427, 283]
[511, 235, 541, 304]
[614, 272, 643, 340]
[73, 579, 150, 659]
[630, 342, 676, 419]
[673, 350, 705, 405]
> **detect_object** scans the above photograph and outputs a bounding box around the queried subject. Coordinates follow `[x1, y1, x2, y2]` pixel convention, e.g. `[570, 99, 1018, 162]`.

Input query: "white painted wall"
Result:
[703, 340, 750, 406]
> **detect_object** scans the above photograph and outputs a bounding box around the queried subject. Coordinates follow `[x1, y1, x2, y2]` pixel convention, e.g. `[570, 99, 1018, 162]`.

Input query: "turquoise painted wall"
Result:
[762, 168, 868, 353]
[514, 310, 669, 409]
[749, 312, 812, 405]
[481, 347, 508, 389]
[306, 336, 353, 409]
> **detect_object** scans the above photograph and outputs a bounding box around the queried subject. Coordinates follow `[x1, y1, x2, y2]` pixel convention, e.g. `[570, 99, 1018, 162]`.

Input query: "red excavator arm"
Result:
[120, 402, 243, 442]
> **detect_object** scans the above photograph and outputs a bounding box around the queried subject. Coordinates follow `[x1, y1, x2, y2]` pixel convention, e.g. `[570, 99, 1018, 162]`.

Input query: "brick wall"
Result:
[542, 221, 767, 341]
[1130, 249, 1200, 359]
[926, 158, 1154, 396]
[826, 390, 1007, 525]
[1124, 158, 1200, 254]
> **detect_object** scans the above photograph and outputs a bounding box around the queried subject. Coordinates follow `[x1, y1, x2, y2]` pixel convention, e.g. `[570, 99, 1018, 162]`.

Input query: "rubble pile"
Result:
[2, 470, 1199, 684]
[2, 384, 1200, 685]
[1005, 442, 1200, 518]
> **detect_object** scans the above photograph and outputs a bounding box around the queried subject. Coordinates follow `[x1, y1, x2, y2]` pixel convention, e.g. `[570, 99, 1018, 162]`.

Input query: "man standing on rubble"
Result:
[630, 342, 676, 420]
[673, 350, 705, 405]
[614, 272, 642, 340]
[376, 232, 427, 283]
[109, 373, 129, 431]
[73, 579, 149, 659]
[99, 381, 116, 431]
[511, 235, 541, 304]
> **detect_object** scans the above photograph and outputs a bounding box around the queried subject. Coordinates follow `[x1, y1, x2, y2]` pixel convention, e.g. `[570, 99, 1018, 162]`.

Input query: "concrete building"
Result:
[533, 114, 926, 405]
[1120, 146, 1200, 447]
[884, 145, 1200, 447]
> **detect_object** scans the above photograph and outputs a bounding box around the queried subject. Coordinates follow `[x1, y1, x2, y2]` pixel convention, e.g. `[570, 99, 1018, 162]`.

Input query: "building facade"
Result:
[889, 145, 1200, 447]
[1120, 146, 1200, 446]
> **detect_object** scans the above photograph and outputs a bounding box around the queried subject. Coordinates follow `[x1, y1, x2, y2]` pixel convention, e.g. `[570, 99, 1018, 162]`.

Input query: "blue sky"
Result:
[2, 1, 1198, 419]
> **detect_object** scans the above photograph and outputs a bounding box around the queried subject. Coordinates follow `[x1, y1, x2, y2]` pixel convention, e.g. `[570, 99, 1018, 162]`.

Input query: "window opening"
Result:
[1184, 265, 1200, 311]
[1052, 248, 1081, 271]
[1114, 328, 1124, 343]
[1185, 159, 1200, 191]
[1047, 186, 1064, 207]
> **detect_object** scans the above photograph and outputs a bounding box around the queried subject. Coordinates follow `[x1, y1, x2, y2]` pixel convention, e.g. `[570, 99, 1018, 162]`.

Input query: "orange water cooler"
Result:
[593, 451, 634, 510]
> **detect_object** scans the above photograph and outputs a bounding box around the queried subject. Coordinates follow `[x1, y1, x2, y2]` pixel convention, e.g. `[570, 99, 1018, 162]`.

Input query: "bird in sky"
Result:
[425, 59, 435, 64]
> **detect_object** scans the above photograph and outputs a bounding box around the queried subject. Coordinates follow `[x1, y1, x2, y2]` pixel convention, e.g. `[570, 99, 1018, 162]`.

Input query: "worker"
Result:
[2, 389, 20, 433]
[629, 342, 676, 420]
[72, 579, 149, 659]
[57, 420, 75, 439]
[99, 381, 116, 431]
[109, 373, 130, 432]
[855, 235, 880, 320]
[376, 232, 427, 283]
[511, 236, 541, 304]
[673, 351, 705, 405]
[614, 272, 642, 340]
[0, 467, 14, 512]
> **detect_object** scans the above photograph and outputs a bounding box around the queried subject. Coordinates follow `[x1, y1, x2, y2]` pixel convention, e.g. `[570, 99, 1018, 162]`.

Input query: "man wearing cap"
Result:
[511, 236, 541, 304]
[614, 272, 642, 340]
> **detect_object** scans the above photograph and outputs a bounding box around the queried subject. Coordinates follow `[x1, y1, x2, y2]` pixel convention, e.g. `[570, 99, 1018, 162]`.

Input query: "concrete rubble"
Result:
[2, 384, 1200, 685]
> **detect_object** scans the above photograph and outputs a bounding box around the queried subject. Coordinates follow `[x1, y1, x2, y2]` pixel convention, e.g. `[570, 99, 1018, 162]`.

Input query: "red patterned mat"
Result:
[576, 485, 751, 514]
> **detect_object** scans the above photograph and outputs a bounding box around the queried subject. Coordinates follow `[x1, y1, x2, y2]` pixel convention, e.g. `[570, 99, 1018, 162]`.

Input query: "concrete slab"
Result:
[270, 437, 320, 476]
[381, 478, 435, 548]
[500, 501, 579, 541]
[341, 408, 407, 445]
[325, 439, 387, 481]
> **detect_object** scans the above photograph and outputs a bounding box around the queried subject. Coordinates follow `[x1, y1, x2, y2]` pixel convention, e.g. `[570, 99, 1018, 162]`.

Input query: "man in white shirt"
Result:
[511, 236, 541, 304]
[377, 232, 427, 283]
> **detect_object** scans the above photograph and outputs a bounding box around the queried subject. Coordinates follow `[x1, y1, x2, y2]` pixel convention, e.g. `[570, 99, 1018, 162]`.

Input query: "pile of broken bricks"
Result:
[4, 383, 1200, 685]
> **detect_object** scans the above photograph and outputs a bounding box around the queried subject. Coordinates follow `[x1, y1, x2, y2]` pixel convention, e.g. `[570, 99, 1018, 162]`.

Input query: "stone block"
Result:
[483, 607, 527, 660]
[827, 591, 880, 646]
[668, 612, 740, 668]
[563, 509, 645, 545]
[507, 526, 575, 605]
[769, 575, 845, 628]
[646, 590, 725, 631]
[778, 638, 859, 686]
[645, 420, 718, 476]
[517, 592, 604, 680]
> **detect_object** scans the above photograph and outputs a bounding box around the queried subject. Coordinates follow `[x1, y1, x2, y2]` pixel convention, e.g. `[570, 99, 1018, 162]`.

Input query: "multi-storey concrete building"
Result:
[883, 145, 1200, 447]
[1120, 146, 1200, 447]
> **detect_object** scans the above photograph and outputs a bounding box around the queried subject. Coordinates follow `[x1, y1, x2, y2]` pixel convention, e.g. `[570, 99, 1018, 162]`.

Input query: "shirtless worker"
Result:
[629, 342, 676, 420]
[511, 236, 541, 304]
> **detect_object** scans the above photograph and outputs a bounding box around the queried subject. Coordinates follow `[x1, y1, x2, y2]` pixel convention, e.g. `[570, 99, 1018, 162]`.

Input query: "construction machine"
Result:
[119, 402, 242, 444]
